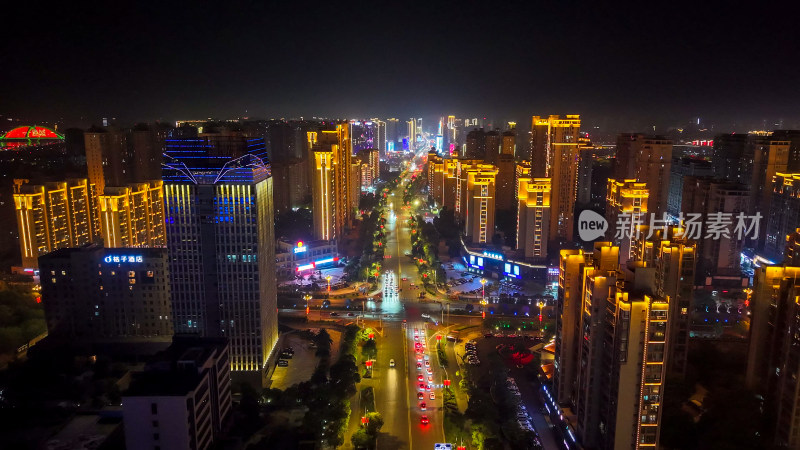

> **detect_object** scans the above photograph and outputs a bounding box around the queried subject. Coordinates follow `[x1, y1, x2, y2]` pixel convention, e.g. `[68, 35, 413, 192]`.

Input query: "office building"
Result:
[163, 136, 277, 387]
[529, 115, 581, 242]
[605, 179, 649, 265]
[516, 177, 551, 259]
[667, 157, 713, 219]
[309, 123, 353, 244]
[123, 337, 231, 450]
[746, 265, 800, 447]
[99, 181, 165, 248]
[39, 245, 172, 343]
[14, 178, 98, 269]
[765, 173, 800, 262]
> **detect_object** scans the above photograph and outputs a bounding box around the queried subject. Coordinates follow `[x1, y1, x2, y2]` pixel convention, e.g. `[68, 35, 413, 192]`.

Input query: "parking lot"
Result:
[461, 335, 560, 450]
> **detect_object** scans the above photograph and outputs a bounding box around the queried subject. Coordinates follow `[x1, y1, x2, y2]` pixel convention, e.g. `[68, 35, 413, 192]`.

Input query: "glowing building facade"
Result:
[99, 180, 165, 248]
[459, 163, 498, 244]
[530, 115, 581, 242]
[606, 179, 649, 265]
[14, 178, 98, 269]
[516, 177, 551, 259]
[309, 123, 353, 243]
[746, 265, 800, 447]
[163, 136, 277, 387]
[558, 243, 670, 450]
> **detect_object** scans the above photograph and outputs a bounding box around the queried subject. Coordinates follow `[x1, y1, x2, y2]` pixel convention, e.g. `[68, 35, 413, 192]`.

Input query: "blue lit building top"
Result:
[162, 136, 271, 184]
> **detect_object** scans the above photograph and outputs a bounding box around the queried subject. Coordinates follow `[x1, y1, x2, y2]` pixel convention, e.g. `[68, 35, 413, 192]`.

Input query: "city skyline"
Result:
[2, 3, 799, 131]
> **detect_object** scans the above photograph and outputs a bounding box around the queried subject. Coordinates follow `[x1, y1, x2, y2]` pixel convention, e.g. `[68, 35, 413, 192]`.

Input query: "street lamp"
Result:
[304, 294, 312, 316]
[326, 275, 332, 293]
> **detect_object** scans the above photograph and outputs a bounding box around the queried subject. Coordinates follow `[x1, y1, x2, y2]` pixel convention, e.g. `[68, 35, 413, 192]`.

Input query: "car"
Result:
[423, 354, 430, 360]
[420, 415, 429, 425]
[429, 392, 435, 400]
[390, 359, 396, 368]
[417, 362, 423, 369]
[347, 312, 355, 317]
[330, 312, 339, 317]
[425, 361, 430, 367]
[428, 375, 434, 382]
[418, 383, 426, 391]
[402, 277, 408, 281]
[418, 392, 424, 400]
[420, 402, 427, 410]
[277, 360, 288, 367]
[416, 354, 423, 362]
[426, 368, 433, 375]
[484, 333, 493, 338]
[418, 374, 424, 382]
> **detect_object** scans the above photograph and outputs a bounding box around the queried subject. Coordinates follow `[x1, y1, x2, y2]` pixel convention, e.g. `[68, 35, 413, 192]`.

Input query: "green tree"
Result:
[362, 339, 377, 360]
[313, 328, 333, 358]
[365, 411, 384, 436]
[352, 428, 372, 449]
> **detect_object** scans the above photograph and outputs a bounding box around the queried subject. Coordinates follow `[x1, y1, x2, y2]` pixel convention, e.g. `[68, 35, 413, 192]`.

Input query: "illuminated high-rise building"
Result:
[501, 130, 515, 156]
[484, 129, 501, 163]
[14, 178, 97, 269]
[99, 181, 165, 248]
[494, 153, 516, 211]
[163, 136, 277, 387]
[39, 245, 172, 344]
[407, 118, 417, 145]
[605, 179, 649, 265]
[614, 134, 673, 218]
[681, 177, 750, 278]
[784, 228, 800, 265]
[563, 243, 670, 449]
[465, 128, 486, 159]
[634, 228, 697, 378]
[309, 123, 353, 244]
[764, 173, 800, 262]
[84, 126, 129, 194]
[459, 163, 498, 244]
[746, 264, 800, 447]
[529, 115, 581, 242]
[516, 177, 550, 259]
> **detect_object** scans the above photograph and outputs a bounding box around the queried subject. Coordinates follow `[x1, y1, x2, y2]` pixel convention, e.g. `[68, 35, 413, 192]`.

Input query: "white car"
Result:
[389, 359, 395, 368]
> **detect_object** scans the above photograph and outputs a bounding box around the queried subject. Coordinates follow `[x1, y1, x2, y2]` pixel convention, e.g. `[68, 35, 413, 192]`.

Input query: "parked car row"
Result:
[465, 341, 481, 365]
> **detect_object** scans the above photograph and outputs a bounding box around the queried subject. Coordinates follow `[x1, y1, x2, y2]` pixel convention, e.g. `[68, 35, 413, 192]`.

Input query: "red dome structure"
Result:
[2, 125, 64, 140]
[0, 125, 64, 149]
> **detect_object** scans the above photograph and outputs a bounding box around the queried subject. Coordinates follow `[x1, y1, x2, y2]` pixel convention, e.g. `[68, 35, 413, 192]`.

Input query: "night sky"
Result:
[3, 1, 799, 132]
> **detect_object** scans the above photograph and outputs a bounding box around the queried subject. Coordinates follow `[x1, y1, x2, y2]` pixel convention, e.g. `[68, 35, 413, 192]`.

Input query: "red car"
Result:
[418, 392, 424, 400]
[420, 402, 427, 411]
[420, 415, 429, 425]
